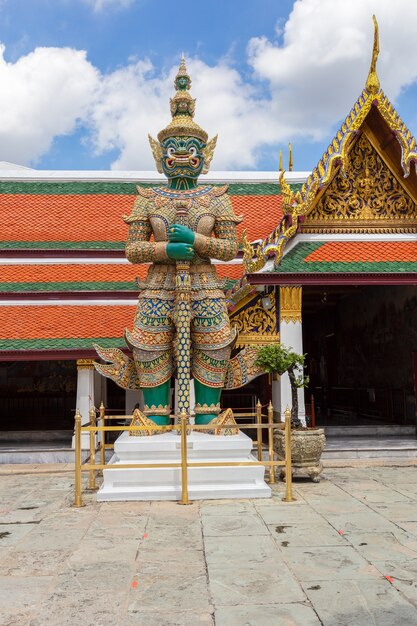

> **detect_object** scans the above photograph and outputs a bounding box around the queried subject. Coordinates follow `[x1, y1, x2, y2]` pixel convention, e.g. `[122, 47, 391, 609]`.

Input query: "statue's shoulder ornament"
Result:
[209, 185, 243, 224]
[123, 185, 151, 223]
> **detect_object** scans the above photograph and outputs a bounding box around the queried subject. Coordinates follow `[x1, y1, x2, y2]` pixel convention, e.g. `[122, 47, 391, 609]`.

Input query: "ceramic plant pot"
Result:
[274, 427, 326, 482]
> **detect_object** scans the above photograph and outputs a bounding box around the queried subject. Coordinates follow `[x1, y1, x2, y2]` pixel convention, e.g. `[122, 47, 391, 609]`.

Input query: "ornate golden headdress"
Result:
[149, 55, 217, 174]
[157, 56, 208, 143]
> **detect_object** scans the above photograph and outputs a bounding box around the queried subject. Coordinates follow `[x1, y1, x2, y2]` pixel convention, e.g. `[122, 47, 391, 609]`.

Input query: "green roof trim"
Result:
[0, 337, 125, 351]
[0, 281, 138, 293]
[0, 180, 298, 196]
[276, 242, 417, 274]
[0, 277, 238, 293]
[0, 241, 125, 250]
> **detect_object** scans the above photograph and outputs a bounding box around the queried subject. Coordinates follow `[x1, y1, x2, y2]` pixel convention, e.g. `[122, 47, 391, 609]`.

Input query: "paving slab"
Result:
[28, 589, 127, 626]
[269, 522, 347, 548]
[323, 509, 399, 533]
[397, 521, 417, 536]
[142, 518, 203, 550]
[0, 575, 55, 611]
[304, 495, 369, 516]
[202, 513, 269, 536]
[333, 479, 412, 503]
[0, 547, 71, 576]
[69, 536, 141, 563]
[200, 500, 256, 516]
[128, 563, 212, 612]
[0, 522, 34, 546]
[303, 579, 417, 626]
[215, 603, 321, 625]
[0, 610, 34, 626]
[372, 557, 417, 605]
[282, 545, 381, 581]
[57, 559, 135, 592]
[255, 502, 326, 525]
[204, 534, 280, 566]
[345, 530, 417, 561]
[367, 500, 417, 522]
[125, 610, 214, 625]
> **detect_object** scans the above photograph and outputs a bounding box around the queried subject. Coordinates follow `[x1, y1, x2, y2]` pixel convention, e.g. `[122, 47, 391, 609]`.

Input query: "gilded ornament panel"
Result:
[279, 286, 302, 324]
[305, 134, 417, 232]
[231, 293, 279, 347]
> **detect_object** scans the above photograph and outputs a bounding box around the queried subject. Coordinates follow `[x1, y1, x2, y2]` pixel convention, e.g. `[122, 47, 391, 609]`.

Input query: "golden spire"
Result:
[288, 143, 293, 171]
[278, 149, 283, 172]
[157, 56, 207, 143]
[366, 15, 380, 94]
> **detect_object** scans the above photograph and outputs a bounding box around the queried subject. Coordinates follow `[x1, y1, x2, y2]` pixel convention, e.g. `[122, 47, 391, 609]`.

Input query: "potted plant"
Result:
[255, 343, 326, 482]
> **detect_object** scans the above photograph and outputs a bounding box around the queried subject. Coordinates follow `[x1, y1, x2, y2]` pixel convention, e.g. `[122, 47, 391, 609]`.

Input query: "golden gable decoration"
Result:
[242, 16, 417, 273]
[304, 133, 417, 233]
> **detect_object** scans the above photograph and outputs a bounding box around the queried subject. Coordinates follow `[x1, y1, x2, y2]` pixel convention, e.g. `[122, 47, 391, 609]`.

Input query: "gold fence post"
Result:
[88, 407, 97, 490]
[283, 406, 295, 502]
[99, 402, 105, 467]
[73, 409, 84, 507]
[179, 409, 190, 505]
[256, 399, 263, 462]
[267, 401, 276, 484]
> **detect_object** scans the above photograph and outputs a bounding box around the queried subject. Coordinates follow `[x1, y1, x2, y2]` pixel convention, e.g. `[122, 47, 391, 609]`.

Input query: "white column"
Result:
[278, 286, 306, 425]
[73, 359, 96, 449]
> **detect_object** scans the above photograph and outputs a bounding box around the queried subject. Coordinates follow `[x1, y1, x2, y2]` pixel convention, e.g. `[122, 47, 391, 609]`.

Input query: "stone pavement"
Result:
[1, 465, 417, 625]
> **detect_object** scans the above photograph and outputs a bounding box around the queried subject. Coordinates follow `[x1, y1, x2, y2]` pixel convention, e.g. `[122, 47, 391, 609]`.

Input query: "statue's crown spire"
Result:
[157, 56, 208, 143]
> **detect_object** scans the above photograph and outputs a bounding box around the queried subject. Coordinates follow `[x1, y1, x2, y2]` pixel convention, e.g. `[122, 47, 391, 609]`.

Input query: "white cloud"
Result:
[1, 0, 417, 170]
[247, 0, 417, 141]
[0, 44, 99, 164]
[83, 0, 133, 12]
[89, 0, 417, 170]
[89, 58, 283, 170]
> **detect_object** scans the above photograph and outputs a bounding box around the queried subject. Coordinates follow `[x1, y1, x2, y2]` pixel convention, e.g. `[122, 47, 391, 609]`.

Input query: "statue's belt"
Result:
[136, 263, 228, 291]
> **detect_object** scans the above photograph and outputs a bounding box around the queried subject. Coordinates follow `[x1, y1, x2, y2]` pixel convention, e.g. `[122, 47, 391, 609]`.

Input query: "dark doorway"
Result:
[413, 351, 417, 432]
[303, 285, 417, 426]
[0, 360, 76, 431]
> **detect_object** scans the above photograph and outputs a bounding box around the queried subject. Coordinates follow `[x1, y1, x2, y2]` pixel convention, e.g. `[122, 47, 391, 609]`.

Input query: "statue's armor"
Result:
[124, 184, 242, 396]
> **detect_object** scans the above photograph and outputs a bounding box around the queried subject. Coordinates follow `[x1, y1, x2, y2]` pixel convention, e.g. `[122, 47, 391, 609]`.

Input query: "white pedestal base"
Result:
[97, 431, 271, 501]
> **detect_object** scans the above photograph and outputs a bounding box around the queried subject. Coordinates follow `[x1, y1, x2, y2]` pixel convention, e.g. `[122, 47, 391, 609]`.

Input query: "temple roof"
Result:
[0, 262, 242, 295]
[0, 172, 295, 355]
[0, 178, 286, 253]
[274, 241, 417, 274]
[0, 304, 136, 354]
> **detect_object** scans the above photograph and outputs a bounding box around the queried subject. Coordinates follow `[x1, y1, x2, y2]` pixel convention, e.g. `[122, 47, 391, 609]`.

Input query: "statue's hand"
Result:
[166, 242, 195, 261]
[168, 224, 195, 245]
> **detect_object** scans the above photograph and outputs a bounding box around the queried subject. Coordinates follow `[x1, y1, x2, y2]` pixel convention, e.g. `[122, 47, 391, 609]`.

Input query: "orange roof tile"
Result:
[2, 194, 133, 242]
[0, 305, 136, 339]
[0, 262, 243, 285]
[0, 193, 282, 244]
[215, 263, 244, 279]
[0, 264, 147, 283]
[305, 241, 417, 263]
[231, 195, 283, 242]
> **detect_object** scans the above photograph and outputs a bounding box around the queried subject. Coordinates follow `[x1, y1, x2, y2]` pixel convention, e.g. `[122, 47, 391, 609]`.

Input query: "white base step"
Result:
[97, 431, 271, 501]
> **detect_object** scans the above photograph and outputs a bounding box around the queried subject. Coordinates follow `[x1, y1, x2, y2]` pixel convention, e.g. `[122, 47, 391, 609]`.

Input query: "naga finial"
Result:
[278, 149, 283, 172]
[288, 143, 293, 172]
[366, 15, 380, 95]
[279, 171, 293, 214]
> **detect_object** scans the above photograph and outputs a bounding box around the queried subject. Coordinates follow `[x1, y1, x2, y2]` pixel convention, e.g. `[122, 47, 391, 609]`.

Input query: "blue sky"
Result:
[0, 0, 416, 172]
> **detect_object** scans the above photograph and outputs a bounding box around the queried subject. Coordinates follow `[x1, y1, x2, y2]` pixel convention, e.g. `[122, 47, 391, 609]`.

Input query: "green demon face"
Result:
[175, 75, 190, 91]
[161, 136, 205, 181]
